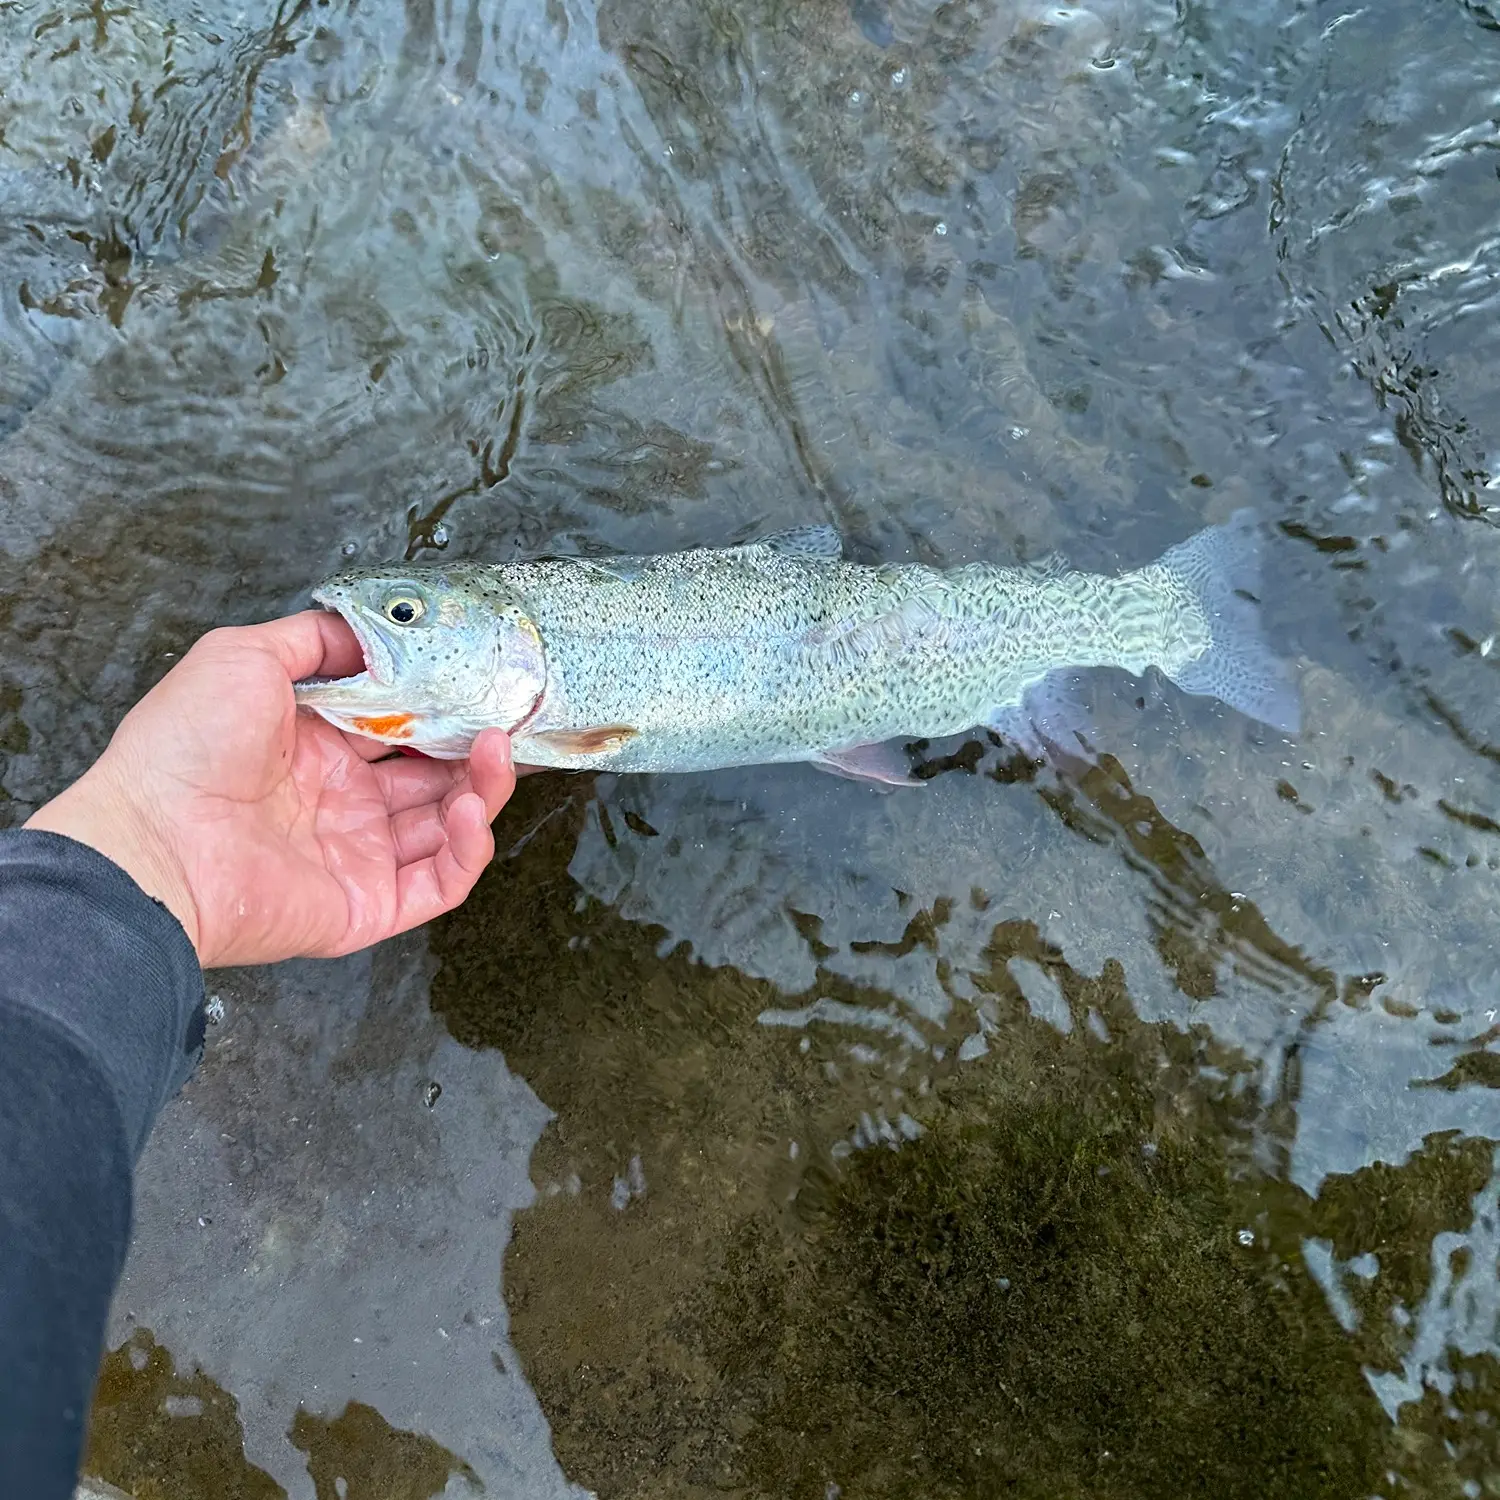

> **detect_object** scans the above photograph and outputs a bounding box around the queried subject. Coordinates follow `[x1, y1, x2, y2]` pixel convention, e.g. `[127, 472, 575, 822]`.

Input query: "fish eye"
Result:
[383, 594, 425, 626]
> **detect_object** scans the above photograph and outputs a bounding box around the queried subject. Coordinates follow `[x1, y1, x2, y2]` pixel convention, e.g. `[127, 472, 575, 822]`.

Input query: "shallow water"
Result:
[3, 0, 1500, 1494]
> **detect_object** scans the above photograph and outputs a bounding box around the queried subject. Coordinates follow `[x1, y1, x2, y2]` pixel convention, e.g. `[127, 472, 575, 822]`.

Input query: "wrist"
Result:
[24, 767, 203, 960]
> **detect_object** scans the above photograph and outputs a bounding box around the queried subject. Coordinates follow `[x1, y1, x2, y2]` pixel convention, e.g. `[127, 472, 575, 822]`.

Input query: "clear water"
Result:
[3, 0, 1500, 1495]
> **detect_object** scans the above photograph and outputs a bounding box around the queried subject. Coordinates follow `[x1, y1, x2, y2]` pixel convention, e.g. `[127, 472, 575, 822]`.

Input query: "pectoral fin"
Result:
[526, 724, 639, 757]
[810, 741, 923, 788]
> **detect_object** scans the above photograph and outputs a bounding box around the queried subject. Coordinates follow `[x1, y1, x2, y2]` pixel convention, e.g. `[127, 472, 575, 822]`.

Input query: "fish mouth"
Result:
[300, 590, 397, 689]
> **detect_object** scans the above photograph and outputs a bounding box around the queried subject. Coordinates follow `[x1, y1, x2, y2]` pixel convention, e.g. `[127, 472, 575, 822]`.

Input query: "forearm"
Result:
[0, 831, 204, 1496]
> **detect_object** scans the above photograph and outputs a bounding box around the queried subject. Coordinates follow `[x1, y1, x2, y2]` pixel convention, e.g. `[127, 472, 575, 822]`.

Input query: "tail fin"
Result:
[1157, 509, 1301, 735]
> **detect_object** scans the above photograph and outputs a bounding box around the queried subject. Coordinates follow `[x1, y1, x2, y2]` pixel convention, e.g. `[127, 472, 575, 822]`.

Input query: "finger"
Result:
[373, 754, 466, 814]
[222, 610, 366, 683]
[390, 733, 516, 861]
[206, 610, 365, 683]
[351, 729, 516, 773]
[341, 733, 404, 763]
[466, 729, 517, 819]
[389, 800, 449, 866]
[392, 791, 494, 932]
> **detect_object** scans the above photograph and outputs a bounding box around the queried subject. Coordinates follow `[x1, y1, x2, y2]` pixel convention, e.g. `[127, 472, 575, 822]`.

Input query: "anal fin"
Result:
[810, 741, 923, 789]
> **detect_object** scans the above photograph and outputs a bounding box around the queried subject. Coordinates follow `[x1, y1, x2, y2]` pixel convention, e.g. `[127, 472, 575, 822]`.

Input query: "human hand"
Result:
[25, 612, 517, 967]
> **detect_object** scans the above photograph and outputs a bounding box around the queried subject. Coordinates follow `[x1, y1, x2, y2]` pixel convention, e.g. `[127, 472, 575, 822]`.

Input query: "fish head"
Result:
[294, 563, 547, 759]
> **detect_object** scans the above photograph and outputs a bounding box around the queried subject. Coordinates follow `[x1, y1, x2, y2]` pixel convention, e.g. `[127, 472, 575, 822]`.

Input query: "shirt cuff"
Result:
[0, 829, 205, 1159]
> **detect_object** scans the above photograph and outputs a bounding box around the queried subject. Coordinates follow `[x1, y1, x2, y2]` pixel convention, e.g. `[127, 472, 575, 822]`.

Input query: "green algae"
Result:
[289, 1402, 481, 1500]
[427, 775, 1500, 1499]
[84, 1329, 283, 1500]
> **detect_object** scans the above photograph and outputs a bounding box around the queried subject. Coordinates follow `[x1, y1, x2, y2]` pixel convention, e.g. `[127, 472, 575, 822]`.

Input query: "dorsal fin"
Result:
[1021, 551, 1069, 577]
[754, 524, 844, 562]
[536, 554, 647, 583]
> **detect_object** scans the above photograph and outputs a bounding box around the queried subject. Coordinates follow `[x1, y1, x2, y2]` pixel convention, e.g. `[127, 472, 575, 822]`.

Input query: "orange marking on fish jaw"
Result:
[350, 712, 417, 739]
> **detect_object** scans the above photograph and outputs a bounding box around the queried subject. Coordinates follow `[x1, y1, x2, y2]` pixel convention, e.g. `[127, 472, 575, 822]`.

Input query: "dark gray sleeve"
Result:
[0, 829, 204, 1498]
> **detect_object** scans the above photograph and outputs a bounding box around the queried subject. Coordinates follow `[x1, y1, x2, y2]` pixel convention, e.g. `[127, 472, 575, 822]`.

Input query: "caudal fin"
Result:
[1156, 509, 1301, 735]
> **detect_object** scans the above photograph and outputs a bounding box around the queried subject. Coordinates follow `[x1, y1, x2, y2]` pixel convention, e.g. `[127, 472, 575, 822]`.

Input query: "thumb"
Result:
[201, 612, 365, 684]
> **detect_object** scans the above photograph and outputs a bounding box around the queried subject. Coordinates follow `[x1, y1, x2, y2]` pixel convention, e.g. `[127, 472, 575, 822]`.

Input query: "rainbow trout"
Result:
[293, 512, 1299, 785]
